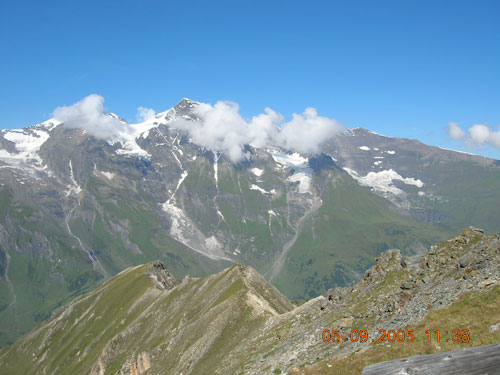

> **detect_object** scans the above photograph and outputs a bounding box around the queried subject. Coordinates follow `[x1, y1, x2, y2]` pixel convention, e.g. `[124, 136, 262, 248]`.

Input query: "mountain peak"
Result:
[342, 127, 388, 137]
[153, 98, 200, 122]
[167, 98, 201, 122]
[175, 97, 200, 109]
[107, 112, 128, 124]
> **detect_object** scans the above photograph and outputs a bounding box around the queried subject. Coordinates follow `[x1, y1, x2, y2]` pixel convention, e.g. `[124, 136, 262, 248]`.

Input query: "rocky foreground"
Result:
[0, 227, 499, 374]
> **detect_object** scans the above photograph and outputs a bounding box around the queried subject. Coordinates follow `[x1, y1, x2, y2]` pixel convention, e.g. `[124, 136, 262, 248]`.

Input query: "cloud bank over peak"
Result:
[276, 107, 343, 154]
[447, 122, 500, 149]
[53, 94, 345, 162]
[53, 94, 132, 141]
[137, 106, 155, 122]
[170, 100, 345, 162]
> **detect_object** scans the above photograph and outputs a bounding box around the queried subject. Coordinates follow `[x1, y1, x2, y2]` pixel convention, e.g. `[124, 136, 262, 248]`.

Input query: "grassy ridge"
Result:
[0, 263, 293, 375]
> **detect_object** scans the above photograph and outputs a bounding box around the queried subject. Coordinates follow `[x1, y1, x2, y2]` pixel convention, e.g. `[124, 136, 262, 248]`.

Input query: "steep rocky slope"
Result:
[1, 227, 499, 374]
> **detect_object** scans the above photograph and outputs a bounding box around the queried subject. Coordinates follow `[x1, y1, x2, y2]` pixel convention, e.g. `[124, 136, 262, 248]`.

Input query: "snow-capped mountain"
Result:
[0, 98, 499, 347]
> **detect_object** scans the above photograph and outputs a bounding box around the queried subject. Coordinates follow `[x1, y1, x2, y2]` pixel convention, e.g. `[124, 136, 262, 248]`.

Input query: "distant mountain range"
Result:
[0, 98, 499, 347]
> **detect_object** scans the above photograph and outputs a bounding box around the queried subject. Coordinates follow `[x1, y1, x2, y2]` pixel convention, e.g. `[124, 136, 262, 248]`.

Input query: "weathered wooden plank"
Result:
[362, 343, 500, 375]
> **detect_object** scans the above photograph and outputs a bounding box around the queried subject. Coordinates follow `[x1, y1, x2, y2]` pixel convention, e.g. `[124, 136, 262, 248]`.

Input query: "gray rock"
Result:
[459, 253, 472, 268]
[490, 323, 500, 332]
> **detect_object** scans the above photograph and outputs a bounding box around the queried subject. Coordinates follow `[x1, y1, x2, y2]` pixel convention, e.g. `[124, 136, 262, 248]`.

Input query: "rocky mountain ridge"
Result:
[0, 227, 499, 374]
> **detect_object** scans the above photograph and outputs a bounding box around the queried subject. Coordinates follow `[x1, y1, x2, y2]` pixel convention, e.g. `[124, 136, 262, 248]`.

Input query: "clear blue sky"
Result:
[1, 0, 499, 159]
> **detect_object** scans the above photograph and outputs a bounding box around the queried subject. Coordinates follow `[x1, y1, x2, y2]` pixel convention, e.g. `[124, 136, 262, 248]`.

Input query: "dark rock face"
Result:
[308, 153, 337, 173]
[146, 261, 179, 290]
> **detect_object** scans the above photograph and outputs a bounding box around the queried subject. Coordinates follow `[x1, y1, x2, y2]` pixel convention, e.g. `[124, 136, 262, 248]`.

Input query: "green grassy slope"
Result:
[0, 263, 293, 375]
[0, 188, 95, 348]
[274, 175, 454, 298]
[0, 182, 229, 349]
[409, 160, 500, 234]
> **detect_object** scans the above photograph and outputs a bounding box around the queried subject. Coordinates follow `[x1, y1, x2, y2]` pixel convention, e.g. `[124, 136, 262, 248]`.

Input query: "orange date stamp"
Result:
[322, 329, 471, 343]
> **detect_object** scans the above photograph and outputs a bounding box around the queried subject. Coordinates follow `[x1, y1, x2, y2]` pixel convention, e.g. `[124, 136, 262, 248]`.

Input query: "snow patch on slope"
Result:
[213, 151, 220, 187]
[162, 202, 193, 244]
[115, 141, 151, 158]
[250, 184, 276, 195]
[167, 171, 188, 204]
[205, 236, 221, 251]
[287, 173, 312, 194]
[343, 168, 424, 196]
[438, 147, 477, 156]
[101, 171, 115, 180]
[270, 150, 313, 194]
[271, 151, 308, 169]
[66, 160, 82, 197]
[251, 168, 264, 177]
[1, 128, 50, 165]
[161, 201, 228, 260]
[111, 117, 165, 158]
[160, 169, 228, 260]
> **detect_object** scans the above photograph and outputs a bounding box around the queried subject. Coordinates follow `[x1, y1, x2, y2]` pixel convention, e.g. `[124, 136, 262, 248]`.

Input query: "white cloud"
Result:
[53, 94, 131, 140]
[53, 95, 346, 163]
[171, 101, 250, 162]
[137, 106, 155, 122]
[446, 122, 500, 149]
[489, 132, 500, 148]
[170, 101, 345, 162]
[247, 108, 282, 149]
[277, 107, 344, 154]
[446, 122, 467, 140]
[469, 124, 491, 145]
